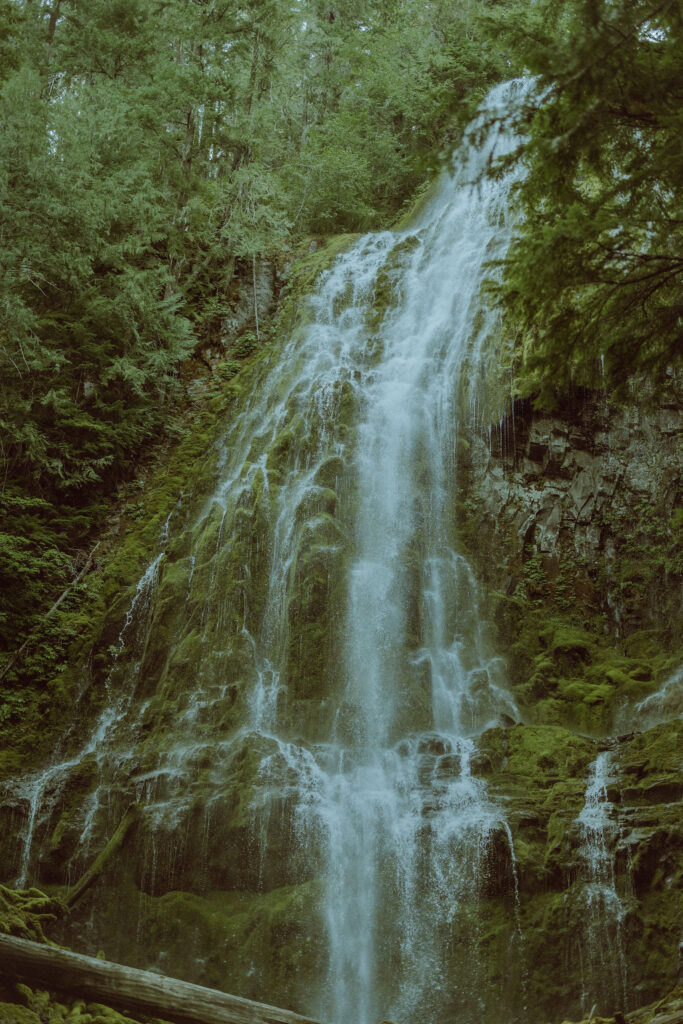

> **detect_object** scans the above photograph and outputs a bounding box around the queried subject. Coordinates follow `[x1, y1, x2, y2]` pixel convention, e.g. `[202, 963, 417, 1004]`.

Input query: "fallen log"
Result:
[65, 802, 141, 908]
[0, 934, 324, 1024]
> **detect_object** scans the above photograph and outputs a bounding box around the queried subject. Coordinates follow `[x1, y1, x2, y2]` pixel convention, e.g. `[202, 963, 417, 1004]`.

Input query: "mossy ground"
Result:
[0, 982, 172, 1024]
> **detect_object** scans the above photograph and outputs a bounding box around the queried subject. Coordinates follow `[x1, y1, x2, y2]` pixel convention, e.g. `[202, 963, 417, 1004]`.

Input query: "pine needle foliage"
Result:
[485, 0, 682, 401]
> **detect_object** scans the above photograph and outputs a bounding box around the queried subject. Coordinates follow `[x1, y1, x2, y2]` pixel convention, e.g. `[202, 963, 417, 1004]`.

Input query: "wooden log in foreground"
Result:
[0, 934, 324, 1024]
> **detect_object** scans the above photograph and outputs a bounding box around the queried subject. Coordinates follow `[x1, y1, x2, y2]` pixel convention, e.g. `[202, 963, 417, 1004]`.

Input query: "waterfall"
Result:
[5, 80, 531, 1024]
[292, 80, 526, 1024]
[576, 753, 628, 1016]
[618, 664, 683, 730]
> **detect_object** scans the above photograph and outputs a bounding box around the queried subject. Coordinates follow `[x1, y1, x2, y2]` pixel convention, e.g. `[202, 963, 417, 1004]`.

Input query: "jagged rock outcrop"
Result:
[452, 381, 682, 736]
[471, 381, 682, 635]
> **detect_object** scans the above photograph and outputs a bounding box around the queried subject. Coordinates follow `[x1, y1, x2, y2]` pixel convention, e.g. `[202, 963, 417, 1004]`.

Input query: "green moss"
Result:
[365, 234, 421, 336]
[54, 868, 324, 1016]
[45, 757, 99, 870]
[135, 882, 324, 998]
[392, 175, 442, 231]
[547, 625, 594, 670]
[0, 885, 63, 942]
[505, 724, 593, 781]
[283, 235, 359, 299]
[0, 1002, 42, 1024]
[0, 981, 173, 1024]
[633, 894, 682, 1000]
[620, 719, 682, 781]
[285, 520, 348, 704]
[485, 592, 679, 732]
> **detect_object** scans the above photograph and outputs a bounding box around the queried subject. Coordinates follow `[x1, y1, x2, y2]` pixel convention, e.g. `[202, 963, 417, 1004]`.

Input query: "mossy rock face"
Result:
[475, 724, 596, 892]
[615, 719, 683, 907]
[43, 757, 100, 878]
[487, 602, 678, 734]
[619, 718, 682, 784]
[363, 234, 421, 338]
[459, 383, 682, 740]
[473, 718, 681, 1015]
[478, 723, 594, 790]
[1, 229, 681, 1024]
[50, 875, 324, 1017]
[391, 176, 442, 231]
[0, 804, 28, 885]
[285, 522, 348, 706]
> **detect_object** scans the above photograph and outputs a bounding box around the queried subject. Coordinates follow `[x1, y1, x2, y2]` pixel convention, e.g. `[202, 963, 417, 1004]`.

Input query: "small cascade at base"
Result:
[576, 752, 629, 1016]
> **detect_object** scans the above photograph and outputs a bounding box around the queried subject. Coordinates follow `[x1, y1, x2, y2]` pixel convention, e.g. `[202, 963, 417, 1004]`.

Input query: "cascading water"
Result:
[12, 548, 164, 887]
[618, 664, 683, 731]
[288, 82, 526, 1020]
[5, 80, 532, 1024]
[576, 753, 628, 1016]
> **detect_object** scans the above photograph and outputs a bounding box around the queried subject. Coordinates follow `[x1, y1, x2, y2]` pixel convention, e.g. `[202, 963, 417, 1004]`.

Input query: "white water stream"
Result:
[281, 80, 526, 1020]
[576, 753, 628, 1015]
[13, 549, 165, 886]
[618, 664, 683, 731]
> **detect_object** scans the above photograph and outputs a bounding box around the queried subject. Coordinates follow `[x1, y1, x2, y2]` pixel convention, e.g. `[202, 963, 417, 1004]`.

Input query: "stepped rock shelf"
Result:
[0, 935, 322, 1024]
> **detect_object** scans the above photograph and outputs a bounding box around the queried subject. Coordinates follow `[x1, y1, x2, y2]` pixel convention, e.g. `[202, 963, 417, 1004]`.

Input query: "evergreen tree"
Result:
[0, 0, 506, 687]
[487, 0, 682, 399]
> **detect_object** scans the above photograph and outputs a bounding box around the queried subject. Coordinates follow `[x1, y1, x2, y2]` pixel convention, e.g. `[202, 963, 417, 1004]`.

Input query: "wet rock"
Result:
[471, 383, 682, 643]
[220, 259, 277, 347]
[481, 824, 517, 897]
[416, 734, 452, 756]
[468, 752, 493, 776]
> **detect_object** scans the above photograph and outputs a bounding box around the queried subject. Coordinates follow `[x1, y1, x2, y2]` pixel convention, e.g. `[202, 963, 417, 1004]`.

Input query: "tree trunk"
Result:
[0, 934, 324, 1024]
[65, 803, 141, 908]
[47, 0, 62, 44]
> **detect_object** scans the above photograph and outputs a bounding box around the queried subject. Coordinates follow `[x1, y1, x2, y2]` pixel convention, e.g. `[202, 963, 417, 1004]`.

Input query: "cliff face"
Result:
[475, 383, 681, 635]
[457, 382, 683, 1014]
[0, 226, 680, 1024]
[461, 383, 682, 733]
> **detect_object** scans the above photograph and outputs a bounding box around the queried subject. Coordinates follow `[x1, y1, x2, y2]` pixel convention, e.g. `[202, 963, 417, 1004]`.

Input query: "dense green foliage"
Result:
[2, 0, 680, 694]
[0, 0, 505, 680]
[488, 0, 682, 399]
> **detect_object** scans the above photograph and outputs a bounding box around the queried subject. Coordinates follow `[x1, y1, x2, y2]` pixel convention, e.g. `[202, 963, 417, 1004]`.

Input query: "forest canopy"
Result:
[0, 0, 506, 682]
[488, 0, 682, 400]
[0, 0, 680, 688]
